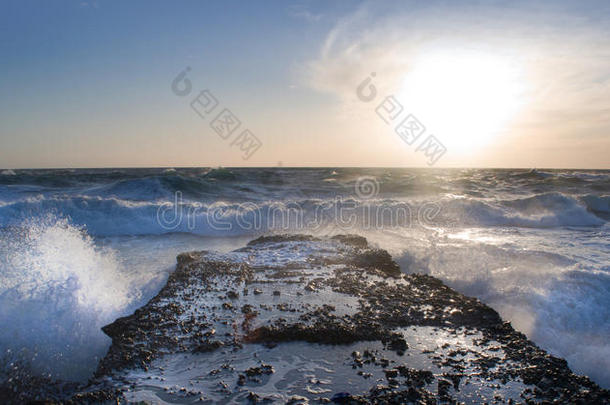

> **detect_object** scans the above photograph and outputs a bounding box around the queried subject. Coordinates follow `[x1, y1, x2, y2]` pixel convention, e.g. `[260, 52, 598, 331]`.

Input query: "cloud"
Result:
[304, 0, 610, 137]
[288, 4, 323, 23]
[79, 1, 99, 9]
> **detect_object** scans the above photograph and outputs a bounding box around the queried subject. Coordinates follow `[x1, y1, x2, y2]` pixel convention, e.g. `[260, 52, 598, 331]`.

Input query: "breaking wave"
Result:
[0, 193, 605, 238]
[0, 216, 138, 381]
[0, 167, 608, 388]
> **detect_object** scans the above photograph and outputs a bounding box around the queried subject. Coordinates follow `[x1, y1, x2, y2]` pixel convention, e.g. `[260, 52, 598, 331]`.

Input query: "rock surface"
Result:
[4, 235, 609, 404]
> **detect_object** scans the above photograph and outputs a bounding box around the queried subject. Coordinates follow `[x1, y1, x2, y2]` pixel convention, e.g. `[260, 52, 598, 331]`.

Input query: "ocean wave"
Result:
[1, 168, 608, 389]
[2, 168, 608, 201]
[505, 169, 610, 189]
[437, 193, 605, 228]
[0, 169, 607, 238]
[0, 192, 605, 238]
[557, 171, 610, 181]
[83, 172, 246, 201]
[0, 196, 168, 236]
[0, 196, 429, 236]
[385, 231, 610, 388]
[0, 216, 138, 380]
[580, 194, 610, 218]
[512, 168, 554, 180]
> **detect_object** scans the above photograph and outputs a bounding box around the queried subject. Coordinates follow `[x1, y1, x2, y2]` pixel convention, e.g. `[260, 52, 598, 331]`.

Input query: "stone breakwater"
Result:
[4, 234, 609, 404]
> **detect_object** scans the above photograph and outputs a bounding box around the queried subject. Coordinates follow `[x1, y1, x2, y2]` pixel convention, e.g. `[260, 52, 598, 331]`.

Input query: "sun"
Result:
[397, 50, 527, 152]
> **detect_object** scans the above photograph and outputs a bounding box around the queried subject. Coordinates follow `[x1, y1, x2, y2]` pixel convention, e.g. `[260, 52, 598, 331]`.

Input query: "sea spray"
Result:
[372, 226, 610, 387]
[0, 167, 608, 389]
[0, 216, 136, 381]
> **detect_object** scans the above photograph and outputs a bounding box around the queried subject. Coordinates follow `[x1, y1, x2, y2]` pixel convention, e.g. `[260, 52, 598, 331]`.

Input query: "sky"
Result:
[0, 0, 609, 168]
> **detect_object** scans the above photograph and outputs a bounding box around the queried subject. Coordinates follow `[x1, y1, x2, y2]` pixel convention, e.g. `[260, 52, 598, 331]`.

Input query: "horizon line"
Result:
[3, 166, 610, 171]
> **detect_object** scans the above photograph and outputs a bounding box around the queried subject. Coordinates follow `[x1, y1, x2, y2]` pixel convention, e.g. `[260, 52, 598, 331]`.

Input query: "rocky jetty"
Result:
[4, 235, 609, 404]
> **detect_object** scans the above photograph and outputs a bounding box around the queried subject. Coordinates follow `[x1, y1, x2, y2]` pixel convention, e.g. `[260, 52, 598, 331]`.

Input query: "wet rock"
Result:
[192, 340, 223, 354]
[350, 249, 401, 277]
[437, 377, 453, 401]
[241, 304, 257, 315]
[237, 374, 246, 386]
[247, 234, 319, 246]
[382, 333, 408, 355]
[287, 395, 309, 404]
[331, 234, 368, 249]
[246, 322, 384, 346]
[245, 363, 274, 377]
[330, 392, 357, 403]
[28, 234, 608, 404]
[247, 391, 260, 403]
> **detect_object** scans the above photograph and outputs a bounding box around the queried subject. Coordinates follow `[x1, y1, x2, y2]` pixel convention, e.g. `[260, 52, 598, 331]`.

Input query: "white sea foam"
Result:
[0, 168, 608, 388]
[362, 226, 610, 388]
[0, 216, 137, 380]
[0, 217, 253, 381]
[0, 193, 605, 240]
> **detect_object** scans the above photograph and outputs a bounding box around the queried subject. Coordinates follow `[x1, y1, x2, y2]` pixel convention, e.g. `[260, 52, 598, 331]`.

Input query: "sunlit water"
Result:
[0, 168, 608, 388]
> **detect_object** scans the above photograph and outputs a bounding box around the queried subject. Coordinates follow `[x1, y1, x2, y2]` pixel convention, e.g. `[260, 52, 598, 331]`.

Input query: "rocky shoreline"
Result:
[3, 234, 609, 404]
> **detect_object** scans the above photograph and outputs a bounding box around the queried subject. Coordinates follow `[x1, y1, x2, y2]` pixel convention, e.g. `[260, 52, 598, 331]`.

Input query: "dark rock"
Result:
[330, 392, 354, 403]
[331, 234, 368, 249]
[30, 234, 607, 404]
[350, 249, 401, 277]
[247, 234, 320, 246]
[192, 340, 223, 353]
[382, 333, 408, 354]
[237, 374, 246, 386]
[245, 363, 274, 377]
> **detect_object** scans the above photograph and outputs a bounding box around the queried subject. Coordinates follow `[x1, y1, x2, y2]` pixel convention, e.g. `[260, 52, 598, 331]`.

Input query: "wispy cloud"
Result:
[304, 0, 610, 138]
[288, 4, 323, 23]
[79, 1, 99, 9]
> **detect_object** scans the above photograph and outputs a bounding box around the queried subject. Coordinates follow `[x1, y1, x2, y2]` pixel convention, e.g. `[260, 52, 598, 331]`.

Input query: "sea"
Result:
[0, 167, 608, 388]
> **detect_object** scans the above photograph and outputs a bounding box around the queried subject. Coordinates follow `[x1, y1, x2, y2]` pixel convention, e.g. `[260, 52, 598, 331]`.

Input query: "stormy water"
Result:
[0, 167, 608, 388]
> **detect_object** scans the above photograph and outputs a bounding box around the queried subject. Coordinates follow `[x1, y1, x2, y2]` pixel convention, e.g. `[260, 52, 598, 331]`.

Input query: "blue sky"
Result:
[1, 0, 609, 168]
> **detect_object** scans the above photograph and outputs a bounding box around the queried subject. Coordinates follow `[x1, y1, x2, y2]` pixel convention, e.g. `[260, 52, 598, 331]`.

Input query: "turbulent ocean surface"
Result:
[0, 167, 608, 388]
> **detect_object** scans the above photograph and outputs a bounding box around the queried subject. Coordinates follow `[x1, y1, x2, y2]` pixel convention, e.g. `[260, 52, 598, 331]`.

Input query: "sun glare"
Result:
[398, 51, 527, 152]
